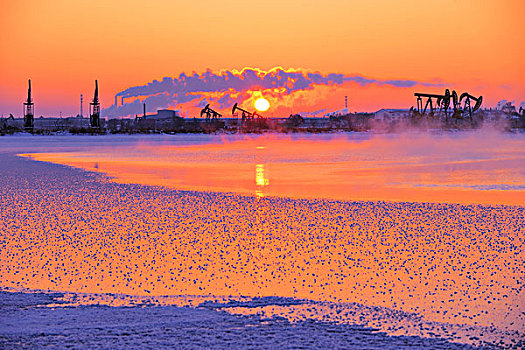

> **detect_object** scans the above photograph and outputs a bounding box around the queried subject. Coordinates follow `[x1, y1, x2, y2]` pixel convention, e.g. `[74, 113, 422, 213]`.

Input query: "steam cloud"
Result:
[497, 100, 525, 112]
[103, 67, 443, 118]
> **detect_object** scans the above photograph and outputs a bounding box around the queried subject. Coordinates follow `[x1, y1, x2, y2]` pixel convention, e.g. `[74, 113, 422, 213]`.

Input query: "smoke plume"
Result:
[103, 67, 443, 118]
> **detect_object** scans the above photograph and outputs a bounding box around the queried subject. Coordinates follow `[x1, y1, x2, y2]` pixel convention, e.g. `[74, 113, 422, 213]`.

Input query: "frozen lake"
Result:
[1, 132, 524, 348]
[20, 131, 525, 205]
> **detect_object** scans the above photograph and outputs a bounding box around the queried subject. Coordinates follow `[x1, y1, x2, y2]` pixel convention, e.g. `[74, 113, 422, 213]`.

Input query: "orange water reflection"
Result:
[24, 133, 525, 205]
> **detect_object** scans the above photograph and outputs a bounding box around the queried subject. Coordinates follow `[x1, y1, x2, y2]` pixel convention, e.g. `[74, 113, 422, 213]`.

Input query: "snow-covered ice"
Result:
[0, 133, 524, 349]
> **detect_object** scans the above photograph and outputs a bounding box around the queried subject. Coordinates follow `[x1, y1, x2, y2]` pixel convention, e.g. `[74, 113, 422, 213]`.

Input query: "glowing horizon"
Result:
[1, 0, 523, 117]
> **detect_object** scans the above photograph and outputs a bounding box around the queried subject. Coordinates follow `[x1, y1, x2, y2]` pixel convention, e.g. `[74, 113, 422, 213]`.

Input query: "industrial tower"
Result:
[89, 80, 100, 128]
[23, 79, 34, 131]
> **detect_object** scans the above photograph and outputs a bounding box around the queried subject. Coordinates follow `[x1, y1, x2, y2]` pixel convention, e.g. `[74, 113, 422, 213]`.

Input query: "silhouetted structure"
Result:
[200, 104, 222, 122]
[412, 89, 452, 116]
[232, 103, 263, 121]
[459, 93, 483, 118]
[135, 103, 147, 122]
[287, 114, 305, 127]
[23, 79, 34, 131]
[89, 80, 101, 128]
[411, 89, 482, 119]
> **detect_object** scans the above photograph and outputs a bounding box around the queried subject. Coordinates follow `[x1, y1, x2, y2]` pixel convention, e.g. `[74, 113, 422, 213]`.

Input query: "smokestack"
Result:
[80, 94, 83, 117]
[143, 103, 146, 118]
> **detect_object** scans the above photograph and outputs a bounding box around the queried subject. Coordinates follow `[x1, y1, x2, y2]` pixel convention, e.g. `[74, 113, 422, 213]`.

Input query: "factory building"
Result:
[148, 109, 179, 120]
[106, 109, 182, 133]
[374, 109, 410, 121]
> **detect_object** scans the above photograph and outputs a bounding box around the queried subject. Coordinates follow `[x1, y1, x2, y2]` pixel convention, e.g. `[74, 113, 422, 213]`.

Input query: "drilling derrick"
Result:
[23, 79, 34, 131]
[90, 80, 101, 128]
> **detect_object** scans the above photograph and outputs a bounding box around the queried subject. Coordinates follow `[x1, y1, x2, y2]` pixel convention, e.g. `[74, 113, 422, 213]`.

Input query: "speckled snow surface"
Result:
[1, 135, 524, 349]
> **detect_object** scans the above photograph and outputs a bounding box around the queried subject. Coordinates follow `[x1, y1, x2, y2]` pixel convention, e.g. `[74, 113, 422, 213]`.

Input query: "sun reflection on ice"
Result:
[255, 163, 269, 197]
[23, 134, 525, 205]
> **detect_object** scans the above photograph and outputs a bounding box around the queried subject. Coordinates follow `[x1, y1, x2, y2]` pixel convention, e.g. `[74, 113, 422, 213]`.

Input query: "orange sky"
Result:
[0, 0, 524, 116]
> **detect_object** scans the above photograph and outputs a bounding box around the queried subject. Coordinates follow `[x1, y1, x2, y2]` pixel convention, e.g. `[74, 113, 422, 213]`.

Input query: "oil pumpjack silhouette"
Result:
[200, 104, 222, 122]
[411, 89, 483, 119]
[231, 103, 263, 121]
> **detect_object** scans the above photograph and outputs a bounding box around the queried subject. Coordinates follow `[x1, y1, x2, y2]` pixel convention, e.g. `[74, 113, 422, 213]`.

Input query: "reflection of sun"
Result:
[254, 98, 270, 112]
[255, 163, 269, 198]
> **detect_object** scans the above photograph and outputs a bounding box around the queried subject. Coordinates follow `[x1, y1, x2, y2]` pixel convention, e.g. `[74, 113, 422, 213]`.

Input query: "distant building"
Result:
[325, 108, 349, 117]
[127, 109, 183, 132]
[35, 116, 90, 130]
[374, 109, 409, 121]
[148, 109, 179, 120]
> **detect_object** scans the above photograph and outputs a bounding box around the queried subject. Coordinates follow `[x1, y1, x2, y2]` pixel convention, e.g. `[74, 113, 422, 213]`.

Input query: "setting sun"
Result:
[1, 1, 524, 348]
[254, 98, 270, 112]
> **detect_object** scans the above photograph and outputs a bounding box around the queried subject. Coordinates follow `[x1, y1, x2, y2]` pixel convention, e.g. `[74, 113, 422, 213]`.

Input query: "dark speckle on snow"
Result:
[0, 135, 523, 349]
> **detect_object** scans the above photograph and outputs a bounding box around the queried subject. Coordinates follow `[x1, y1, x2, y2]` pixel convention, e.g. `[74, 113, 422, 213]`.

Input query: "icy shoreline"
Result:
[2, 289, 515, 349]
[1, 135, 524, 349]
